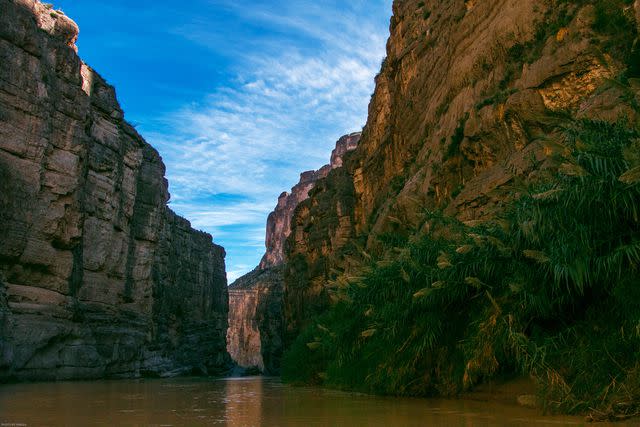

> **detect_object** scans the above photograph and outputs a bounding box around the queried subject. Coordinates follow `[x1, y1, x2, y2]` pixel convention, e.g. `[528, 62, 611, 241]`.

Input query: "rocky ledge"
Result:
[0, 0, 230, 381]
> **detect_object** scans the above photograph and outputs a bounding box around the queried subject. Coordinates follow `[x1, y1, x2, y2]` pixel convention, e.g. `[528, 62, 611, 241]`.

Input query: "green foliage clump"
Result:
[282, 120, 640, 418]
[628, 44, 640, 79]
[591, 0, 638, 68]
[389, 175, 406, 193]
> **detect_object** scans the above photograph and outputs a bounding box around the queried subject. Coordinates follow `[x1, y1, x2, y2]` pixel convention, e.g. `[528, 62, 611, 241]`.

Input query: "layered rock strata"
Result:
[284, 0, 640, 336]
[227, 133, 360, 373]
[0, 0, 230, 381]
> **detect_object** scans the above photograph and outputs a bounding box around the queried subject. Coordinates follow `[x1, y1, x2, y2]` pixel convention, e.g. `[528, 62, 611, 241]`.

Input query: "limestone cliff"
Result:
[0, 0, 230, 380]
[227, 133, 359, 373]
[284, 0, 640, 335]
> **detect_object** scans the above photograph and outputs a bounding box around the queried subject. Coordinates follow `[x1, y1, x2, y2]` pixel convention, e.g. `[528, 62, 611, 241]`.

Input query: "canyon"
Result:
[0, 0, 230, 380]
[1, 0, 640, 419]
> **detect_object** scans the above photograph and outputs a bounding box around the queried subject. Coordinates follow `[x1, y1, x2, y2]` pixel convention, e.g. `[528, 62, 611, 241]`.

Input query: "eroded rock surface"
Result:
[0, 0, 230, 380]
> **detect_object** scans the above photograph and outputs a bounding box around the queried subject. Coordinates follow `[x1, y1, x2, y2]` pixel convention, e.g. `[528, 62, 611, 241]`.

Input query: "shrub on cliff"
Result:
[283, 120, 640, 419]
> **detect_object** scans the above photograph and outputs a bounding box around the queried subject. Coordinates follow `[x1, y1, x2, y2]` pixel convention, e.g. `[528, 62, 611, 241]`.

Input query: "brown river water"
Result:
[0, 377, 635, 426]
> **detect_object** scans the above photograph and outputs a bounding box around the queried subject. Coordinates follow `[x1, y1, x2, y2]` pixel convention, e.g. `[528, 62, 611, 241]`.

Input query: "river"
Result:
[0, 377, 633, 426]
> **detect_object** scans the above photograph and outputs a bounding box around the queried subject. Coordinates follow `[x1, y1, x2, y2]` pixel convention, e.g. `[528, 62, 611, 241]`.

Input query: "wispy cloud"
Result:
[145, 0, 392, 282]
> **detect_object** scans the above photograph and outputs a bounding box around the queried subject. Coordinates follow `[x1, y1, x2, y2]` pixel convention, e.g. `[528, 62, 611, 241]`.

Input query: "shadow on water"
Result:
[0, 377, 636, 426]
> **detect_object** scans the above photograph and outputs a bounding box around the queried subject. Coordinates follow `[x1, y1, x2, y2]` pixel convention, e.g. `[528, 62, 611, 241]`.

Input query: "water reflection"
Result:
[224, 377, 263, 426]
[0, 377, 635, 426]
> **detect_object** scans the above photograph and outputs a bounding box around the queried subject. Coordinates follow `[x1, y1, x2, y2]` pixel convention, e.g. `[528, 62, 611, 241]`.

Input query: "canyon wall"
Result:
[284, 0, 640, 336]
[227, 133, 359, 373]
[0, 0, 230, 380]
[227, 267, 283, 374]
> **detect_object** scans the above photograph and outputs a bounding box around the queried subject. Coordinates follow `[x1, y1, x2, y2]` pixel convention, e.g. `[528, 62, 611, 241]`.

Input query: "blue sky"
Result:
[54, 0, 392, 282]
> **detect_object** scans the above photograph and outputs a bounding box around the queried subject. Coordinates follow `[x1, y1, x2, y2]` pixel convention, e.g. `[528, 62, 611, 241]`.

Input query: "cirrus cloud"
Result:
[143, 0, 392, 282]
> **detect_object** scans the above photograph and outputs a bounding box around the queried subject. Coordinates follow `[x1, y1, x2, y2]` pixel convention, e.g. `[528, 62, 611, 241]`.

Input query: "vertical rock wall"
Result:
[227, 267, 284, 374]
[0, 0, 230, 381]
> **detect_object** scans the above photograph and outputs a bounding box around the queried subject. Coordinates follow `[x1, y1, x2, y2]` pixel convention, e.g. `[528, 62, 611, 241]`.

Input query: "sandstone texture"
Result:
[284, 0, 640, 336]
[228, 134, 359, 373]
[0, 0, 230, 381]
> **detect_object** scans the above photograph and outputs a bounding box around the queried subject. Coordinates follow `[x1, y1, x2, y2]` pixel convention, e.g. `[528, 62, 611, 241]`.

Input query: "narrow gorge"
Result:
[1, 0, 640, 422]
[0, 0, 230, 380]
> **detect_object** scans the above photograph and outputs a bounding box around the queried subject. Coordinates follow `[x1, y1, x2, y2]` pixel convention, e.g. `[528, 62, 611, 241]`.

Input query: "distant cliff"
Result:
[0, 0, 230, 380]
[227, 267, 283, 374]
[227, 133, 359, 373]
[259, 133, 361, 269]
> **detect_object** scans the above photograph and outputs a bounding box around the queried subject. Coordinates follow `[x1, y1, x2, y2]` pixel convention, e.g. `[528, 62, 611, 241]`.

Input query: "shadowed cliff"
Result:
[0, 0, 231, 380]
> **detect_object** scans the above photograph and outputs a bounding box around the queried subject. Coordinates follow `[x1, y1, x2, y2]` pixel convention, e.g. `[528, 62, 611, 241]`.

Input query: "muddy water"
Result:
[0, 377, 631, 426]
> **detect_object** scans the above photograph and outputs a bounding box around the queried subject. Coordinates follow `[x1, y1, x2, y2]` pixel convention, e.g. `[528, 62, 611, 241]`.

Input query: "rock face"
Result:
[227, 133, 359, 373]
[227, 267, 283, 374]
[284, 0, 640, 336]
[0, 0, 230, 381]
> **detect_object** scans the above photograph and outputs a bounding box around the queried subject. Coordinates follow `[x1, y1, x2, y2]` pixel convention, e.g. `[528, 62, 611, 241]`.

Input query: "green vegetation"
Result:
[451, 184, 463, 199]
[628, 43, 640, 79]
[283, 120, 640, 419]
[435, 92, 454, 119]
[591, 0, 637, 66]
[389, 175, 406, 193]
